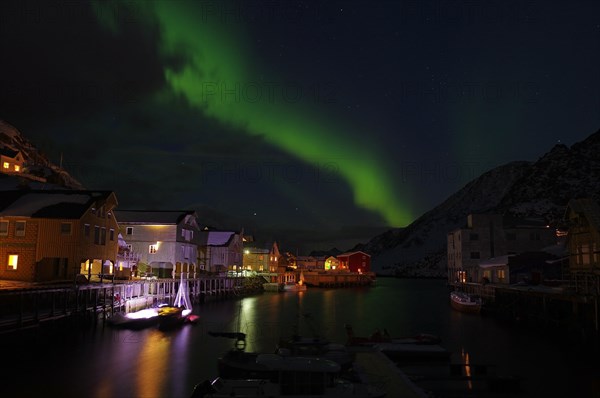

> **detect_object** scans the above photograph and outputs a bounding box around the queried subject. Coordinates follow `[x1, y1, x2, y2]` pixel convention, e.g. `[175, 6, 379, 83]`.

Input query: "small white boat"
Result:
[450, 291, 482, 314]
[283, 282, 307, 292]
[263, 282, 284, 292]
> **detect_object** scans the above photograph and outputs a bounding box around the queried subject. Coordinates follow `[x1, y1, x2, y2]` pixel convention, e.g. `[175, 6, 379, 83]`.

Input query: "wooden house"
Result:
[0, 190, 119, 282]
[198, 228, 244, 273]
[114, 210, 200, 278]
[336, 251, 371, 273]
[565, 198, 600, 295]
[0, 148, 24, 174]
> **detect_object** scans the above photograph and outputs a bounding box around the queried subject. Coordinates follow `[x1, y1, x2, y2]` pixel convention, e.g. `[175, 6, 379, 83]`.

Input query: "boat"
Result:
[282, 281, 307, 292]
[191, 354, 386, 398]
[263, 282, 284, 292]
[157, 305, 192, 331]
[212, 331, 355, 377]
[450, 291, 482, 314]
[344, 324, 449, 363]
[106, 308, 160, 330]
[345, 324, 441, 346]
[374, 341, 451, 363]
[107, 305, 195, 330]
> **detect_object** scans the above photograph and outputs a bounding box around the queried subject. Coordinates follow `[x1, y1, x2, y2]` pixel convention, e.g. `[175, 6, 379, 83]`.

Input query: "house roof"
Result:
[115, 210, 196, 224]
[205, 231, 236, 246]
[0, 147, 20, 158]
[479, 255, 512, 268]
[337, 251, 371, 258]
[0, 190, 115, 219]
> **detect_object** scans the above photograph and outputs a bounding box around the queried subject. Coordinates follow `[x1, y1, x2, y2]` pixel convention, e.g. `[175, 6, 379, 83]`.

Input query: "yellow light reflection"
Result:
[461, 347, 473, 390]
[136, 330, 171, 397]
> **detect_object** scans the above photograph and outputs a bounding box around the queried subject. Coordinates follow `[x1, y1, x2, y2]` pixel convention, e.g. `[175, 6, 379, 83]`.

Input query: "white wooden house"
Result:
[114, 210, 200, 278]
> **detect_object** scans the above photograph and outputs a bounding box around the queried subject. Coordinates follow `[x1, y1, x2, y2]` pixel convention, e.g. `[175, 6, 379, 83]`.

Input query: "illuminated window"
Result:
[7, 254, 18, 270]
[14, 165, 20, 172]
[497, 269, 506, 279]
[2, 162, 8, 169]
[15, 221, 25, 237]
[0, 221, 8, 236]
[149, 244, 157, 254]
[60, 222, 72, 235]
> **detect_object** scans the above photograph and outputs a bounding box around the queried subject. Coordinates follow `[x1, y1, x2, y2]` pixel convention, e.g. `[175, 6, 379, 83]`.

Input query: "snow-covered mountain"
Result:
[357, 128, 600, 278]
[0, 120, 83, 190]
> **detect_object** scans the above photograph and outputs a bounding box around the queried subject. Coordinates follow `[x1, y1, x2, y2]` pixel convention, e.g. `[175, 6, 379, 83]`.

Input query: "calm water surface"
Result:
[5, 278, 599, 397]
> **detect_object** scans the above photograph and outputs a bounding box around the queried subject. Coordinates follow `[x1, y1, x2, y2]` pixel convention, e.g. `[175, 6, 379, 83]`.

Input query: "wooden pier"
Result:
[0, 275, 262, 335]
[350, 347, 429, 398]
[302, 271, 376, 287]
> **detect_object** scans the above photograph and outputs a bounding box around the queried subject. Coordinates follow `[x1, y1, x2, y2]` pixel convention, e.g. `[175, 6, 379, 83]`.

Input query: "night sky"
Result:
[1, 0, 599, 253]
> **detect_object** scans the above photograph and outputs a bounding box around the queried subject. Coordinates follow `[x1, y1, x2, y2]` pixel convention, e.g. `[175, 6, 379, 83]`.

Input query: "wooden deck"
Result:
[350, 347, 429, 398]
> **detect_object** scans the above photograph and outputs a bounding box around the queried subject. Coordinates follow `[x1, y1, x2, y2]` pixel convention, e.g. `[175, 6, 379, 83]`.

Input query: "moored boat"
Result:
[191, 354, 385, 398]
[450, 291, 482, 314]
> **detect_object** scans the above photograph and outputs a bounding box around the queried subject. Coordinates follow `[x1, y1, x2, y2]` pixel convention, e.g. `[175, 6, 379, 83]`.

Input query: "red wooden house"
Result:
[336, 251, 371, 273]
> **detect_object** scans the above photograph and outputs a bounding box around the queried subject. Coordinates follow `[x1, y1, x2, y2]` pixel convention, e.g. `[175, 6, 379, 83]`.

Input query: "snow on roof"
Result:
[479, 255, 512, 268]
[0, 191, 108, 218]
[206, 231, 235, 246]
[337, 251, 370, 258]
[541, 244, 568, 257]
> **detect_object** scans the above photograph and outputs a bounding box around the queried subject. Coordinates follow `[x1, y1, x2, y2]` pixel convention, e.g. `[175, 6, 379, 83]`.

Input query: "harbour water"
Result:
[4, 278, 599, 397]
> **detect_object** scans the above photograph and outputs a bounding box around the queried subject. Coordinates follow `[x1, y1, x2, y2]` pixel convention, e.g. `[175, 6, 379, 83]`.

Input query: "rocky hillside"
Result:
[359, 127, 600, 277]
[0, 120, 83, 190]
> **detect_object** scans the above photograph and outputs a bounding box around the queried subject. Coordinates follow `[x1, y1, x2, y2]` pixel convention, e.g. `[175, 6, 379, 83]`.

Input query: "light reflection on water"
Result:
[5, 278, 599, 398]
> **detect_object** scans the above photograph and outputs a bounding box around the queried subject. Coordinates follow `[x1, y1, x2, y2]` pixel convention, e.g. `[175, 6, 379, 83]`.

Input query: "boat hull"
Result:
[450, 292, 482, 314]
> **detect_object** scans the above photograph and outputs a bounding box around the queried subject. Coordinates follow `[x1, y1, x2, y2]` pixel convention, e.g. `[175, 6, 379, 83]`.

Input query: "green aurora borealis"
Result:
[93, 0, 413, 226]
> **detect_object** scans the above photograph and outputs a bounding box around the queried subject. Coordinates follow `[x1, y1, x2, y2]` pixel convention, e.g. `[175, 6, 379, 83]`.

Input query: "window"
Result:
[60, 222, 72, 235]
[84, 224, 90, 237]
[149, 244, 157, 254]
[0, 221, 8, 236]
[126, 227, 133, 235]
[100, 228, 106, 245]
[182, 245, 189, 259]
[15, 221, 25, 237]
[2, 162, 8, 169]
[470, 233, 479, 241]
[7, 254, 18, 270]
[94, 226, 100, 244]
[14, 165, 20, 172]
[497, 269, 506, 279]
[470, 252, 480, 259]
[109, 229, 114, 241]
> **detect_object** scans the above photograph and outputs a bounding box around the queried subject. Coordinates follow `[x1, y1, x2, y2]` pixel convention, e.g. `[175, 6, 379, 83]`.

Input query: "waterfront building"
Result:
[242, 246, 270, 273]
[0, 147, 24, 174]
[198, 228, 244, 273]
[295, 255, 325, 271]
[565, 198, 600, 295]
[0, 190, 119, 282]
[478, 250, 567, 285]
[115, 233, 141, 279]
[336, 251, 371, 273]
[324, 256, 340, 270]
[447, 214, 557, 285]
[114, 210, 200, 278]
